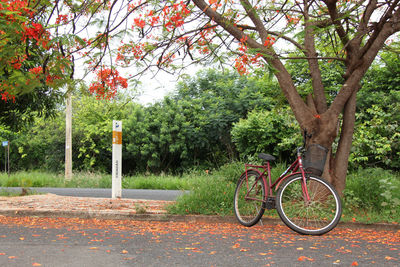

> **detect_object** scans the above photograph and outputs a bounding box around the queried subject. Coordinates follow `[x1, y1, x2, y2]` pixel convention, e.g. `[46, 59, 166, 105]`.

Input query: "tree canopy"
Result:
[4, 66, 399, 175]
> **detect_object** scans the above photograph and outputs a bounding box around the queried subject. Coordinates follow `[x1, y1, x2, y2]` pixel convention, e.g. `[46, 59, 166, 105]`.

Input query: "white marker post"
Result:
[112, 120, 122, 199]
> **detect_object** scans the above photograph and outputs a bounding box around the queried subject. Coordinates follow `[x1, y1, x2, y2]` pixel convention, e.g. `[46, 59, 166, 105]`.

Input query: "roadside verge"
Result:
[0, 194, 398, 231]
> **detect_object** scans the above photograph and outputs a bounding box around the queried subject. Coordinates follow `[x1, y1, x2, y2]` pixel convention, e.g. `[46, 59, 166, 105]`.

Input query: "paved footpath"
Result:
[0, 193, 237, 223]
[0, 194, 174, 220]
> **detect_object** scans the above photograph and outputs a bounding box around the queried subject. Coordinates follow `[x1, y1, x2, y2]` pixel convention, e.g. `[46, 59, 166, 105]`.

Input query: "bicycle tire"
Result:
[233, 170, 266, 227]
[276, 174, 342, 235]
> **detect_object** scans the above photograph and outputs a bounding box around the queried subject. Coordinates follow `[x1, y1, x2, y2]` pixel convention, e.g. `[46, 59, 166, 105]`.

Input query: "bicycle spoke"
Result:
[234, 171, 266, 227]
[276, 175, 342, 235]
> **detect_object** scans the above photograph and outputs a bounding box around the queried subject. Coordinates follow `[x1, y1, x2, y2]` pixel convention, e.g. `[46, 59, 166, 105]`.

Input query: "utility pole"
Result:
[65, 92, 72, 180]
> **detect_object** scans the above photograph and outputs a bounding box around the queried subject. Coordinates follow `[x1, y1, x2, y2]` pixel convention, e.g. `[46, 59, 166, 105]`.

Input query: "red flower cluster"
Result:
[29, 66, 43, 75]
[195, 24, 216, 55]
[45, 74, 61, 86]
[163, 1, 191, 31]
[134, 17, 145, 29]
[10, 55, 26, 70]
[234, 34, 268, 76]
[1, 90, 15, 102]
[148, 10, 160, 26]
[235, 55, 248, 75]
[89, 68, 128, 100]
[208, 0, 222, 11]
[1, 0, 34, 19]
[286, 15, 300, 25]
[263, 36, 276, 48]
[235, 36, 250, 75]
[56, 14, 68, 24]
[116, 42, 145, 65]
[22, 23, 44, 41]
[131, 1, 190, 31]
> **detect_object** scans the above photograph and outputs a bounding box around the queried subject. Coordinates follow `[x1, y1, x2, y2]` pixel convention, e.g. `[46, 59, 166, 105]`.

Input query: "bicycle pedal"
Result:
[265, 197, 276, 210]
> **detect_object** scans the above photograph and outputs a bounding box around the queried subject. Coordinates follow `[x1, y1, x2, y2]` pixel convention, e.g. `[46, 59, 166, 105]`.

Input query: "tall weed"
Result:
[0, 171, 195, 190]
[122, 174, 193, 190]
[168, 175, 235, 215]
[343, 168, 400, 222]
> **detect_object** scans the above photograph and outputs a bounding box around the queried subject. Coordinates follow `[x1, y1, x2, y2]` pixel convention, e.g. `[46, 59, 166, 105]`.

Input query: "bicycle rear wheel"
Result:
[234, 170, 266, 227]
[276, 174, 342, 235]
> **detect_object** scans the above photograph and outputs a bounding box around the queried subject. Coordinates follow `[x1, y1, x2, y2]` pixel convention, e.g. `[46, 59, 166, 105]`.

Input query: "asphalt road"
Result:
[0, 187, 186, 201]
[0, 217, 398, 266]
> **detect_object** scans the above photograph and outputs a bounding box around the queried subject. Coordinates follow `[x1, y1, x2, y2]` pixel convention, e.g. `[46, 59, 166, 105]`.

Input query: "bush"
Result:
[350, 105, 400, 170]
[231, 107, 301, 162]
[343, 168, 400, 218]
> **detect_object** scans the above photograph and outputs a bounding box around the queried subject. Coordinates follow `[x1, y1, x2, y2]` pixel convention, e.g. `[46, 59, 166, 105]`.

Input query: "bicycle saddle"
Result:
[258, 153, 276, 162]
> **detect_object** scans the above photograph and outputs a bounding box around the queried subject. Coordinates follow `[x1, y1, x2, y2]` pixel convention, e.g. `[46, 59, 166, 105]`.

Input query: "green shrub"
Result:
[350, 105, 400, 170]
[343, 168, 400, 219]
[231, 107, 301, 162]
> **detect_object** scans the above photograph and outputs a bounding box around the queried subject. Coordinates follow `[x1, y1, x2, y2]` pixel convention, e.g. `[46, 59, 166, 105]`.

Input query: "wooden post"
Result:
[65, 92, 72, 180]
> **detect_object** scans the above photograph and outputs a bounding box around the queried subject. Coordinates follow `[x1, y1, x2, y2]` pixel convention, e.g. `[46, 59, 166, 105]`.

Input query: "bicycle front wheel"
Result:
[276, 174, 342, 235]
[234, 170, 266, 227]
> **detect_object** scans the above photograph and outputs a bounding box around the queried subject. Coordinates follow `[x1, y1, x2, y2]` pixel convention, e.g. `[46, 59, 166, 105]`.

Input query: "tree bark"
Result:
[331, 88, 358, 195]
[303, 1, 327, 114]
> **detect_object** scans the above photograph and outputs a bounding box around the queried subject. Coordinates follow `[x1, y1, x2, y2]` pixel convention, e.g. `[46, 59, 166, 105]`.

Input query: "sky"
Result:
[135, 72, 178, 104]
[133, 65, 202, 105]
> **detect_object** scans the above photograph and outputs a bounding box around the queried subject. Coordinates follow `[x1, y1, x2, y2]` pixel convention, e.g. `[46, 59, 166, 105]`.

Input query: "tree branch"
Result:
[303, 0, 328, 113]
[240, 0, 269, 41]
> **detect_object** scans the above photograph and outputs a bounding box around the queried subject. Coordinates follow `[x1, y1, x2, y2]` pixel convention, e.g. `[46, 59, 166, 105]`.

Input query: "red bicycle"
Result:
[233, 138, 342, 235]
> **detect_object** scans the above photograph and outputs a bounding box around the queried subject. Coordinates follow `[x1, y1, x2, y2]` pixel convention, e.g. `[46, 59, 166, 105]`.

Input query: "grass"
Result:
[0, 171, 197, 190]
[0, 188, 40, 197]
[170, 164, 400, 225]
[122, 174, 196, 190]
[0, 166, 398, 224]
[0, 189, 23, 197]
[167, 174, 235, 216]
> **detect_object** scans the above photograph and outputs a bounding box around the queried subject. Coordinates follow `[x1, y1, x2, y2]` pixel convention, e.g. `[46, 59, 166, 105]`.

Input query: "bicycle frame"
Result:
[243, 148, 311, 204]
[234, 132, 342, 235]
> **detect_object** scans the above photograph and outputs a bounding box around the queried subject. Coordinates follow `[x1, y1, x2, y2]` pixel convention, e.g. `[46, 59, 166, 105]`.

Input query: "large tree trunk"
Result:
[330, 88, 358, 195]
[303, 89, 358, 196]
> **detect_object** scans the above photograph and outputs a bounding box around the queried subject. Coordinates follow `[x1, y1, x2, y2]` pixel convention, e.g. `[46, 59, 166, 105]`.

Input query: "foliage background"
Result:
[0, 58, 399, 175]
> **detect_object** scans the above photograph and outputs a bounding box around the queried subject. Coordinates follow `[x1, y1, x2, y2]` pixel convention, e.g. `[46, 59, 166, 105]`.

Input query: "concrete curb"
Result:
[0, 209, 239, 223]
[337, 221, 400, 231]
[0, 209, 398, 231]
